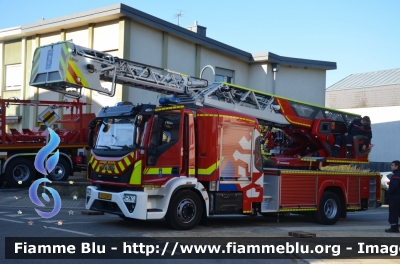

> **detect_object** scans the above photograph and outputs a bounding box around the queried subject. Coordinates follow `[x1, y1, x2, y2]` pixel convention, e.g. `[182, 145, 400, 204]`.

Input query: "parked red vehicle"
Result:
[0, 99, 94, 187]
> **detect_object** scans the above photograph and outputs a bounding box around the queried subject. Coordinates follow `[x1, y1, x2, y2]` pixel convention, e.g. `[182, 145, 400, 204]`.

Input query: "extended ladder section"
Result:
[29, 41, 209, 99]
[30, 41, 359, 128]
[190, 82, 360, 127]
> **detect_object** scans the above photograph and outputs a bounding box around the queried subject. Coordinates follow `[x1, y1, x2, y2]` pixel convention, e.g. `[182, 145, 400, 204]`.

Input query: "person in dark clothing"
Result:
[332, 116, 372, 158]
[385, 160, 400, 233]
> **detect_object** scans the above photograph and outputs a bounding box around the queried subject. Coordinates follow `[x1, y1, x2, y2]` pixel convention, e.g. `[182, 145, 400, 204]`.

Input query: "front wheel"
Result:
[313, 191, 341, 225]
[165, 190, 203, 230]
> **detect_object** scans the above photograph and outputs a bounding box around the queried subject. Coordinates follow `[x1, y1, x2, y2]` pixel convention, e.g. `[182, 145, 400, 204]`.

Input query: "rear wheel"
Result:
[313, 191, 341, 225]
[166, 190, 203, 230]
[5, 159, 36, 187]
[48, 158, 71, 181]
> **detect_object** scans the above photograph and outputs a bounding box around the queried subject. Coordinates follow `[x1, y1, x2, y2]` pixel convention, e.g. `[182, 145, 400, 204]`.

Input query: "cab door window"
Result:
[148, 112, 181, 166]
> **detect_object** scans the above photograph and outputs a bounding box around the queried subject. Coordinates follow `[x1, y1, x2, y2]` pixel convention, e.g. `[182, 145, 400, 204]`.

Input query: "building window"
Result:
[215, 67, 234, 83]
[5, 64, 22, 90]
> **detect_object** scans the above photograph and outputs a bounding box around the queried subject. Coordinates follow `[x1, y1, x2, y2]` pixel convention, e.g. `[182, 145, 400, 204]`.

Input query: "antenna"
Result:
[173, 10, 185, 26]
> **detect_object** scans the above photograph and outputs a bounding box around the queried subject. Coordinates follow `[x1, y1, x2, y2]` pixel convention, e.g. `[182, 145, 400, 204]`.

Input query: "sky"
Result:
[0, 0, 399, 88]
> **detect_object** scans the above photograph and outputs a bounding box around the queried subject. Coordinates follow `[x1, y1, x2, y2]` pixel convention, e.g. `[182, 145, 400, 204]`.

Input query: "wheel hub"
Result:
[13, 165, 30, 181]
[177, 199, 196, 223]
[50, 165, 64, 180]
[324, 198, 338, 219]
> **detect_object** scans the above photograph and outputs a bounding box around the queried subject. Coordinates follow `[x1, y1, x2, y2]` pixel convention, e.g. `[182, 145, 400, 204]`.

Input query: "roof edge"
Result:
[252, 51, 337, 70]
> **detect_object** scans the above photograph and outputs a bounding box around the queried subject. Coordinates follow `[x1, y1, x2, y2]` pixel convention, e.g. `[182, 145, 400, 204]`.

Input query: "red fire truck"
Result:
[0, 99, 94, 187]
[29, 41, 380, 230]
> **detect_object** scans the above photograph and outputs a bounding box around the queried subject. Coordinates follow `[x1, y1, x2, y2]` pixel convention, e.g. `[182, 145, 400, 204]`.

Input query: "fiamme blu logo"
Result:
[29, 128, 62, 219]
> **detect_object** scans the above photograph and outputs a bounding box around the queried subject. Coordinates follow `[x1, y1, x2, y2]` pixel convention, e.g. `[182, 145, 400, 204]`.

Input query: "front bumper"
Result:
[86, 186, 148, 220]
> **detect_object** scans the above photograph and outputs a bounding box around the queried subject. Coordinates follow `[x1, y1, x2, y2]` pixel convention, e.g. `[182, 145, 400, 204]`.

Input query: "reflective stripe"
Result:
[198, 159, 222, 175]
[155, 105, 184, 112]
[280, 208, 317, 212]
[66, 60, 89, 87]
[281, 169, 379, 176]
[118, 161, 125, 171]
[124, 157, 131, 166]
[90, 152, 135, 174]
[284, 115, 311, 127]
[325, 159, 369, 164]
[347, 206, 361, 210]
[197, 114, 255, 123]
[129, 160, 142, 185]
[92, 160, 98, 170]
[145, 168, 173, 174]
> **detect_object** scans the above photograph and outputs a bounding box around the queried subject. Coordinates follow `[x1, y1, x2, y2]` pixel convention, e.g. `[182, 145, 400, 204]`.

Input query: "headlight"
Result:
[123, 194, 136, 203]
[86, 188, 91, 197]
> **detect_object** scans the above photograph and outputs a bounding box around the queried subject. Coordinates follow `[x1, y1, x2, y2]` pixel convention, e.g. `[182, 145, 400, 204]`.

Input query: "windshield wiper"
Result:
[97, 145, 111, 149]
[114, 145, 134, 149]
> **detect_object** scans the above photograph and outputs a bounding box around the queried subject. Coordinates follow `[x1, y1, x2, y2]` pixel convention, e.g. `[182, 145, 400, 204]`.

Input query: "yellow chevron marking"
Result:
[124, 157, 131, 166]
[67, 60, 89, 87]
[118, 161, 125, 171]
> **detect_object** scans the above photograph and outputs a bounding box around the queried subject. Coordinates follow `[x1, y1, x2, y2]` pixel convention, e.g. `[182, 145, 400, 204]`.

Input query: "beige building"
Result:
[0, 3, 336, 130]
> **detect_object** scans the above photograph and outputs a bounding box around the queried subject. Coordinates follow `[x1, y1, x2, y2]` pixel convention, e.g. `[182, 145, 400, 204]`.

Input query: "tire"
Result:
[165, 190, 203, 230]
[313, 191, 341, 225]
[5, 158, 36, 188]
[47, 158, 71, 182]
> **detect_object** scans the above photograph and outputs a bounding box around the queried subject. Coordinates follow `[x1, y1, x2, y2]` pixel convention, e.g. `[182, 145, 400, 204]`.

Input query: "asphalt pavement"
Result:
[0, 175, 398, 264]
[0, 175, 87, 209]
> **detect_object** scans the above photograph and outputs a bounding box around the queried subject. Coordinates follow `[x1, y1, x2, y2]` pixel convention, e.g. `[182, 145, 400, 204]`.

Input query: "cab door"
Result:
[144, 108, 184, 184]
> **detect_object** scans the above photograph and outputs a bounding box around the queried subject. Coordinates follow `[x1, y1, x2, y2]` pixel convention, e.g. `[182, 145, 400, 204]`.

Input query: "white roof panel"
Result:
[327, 68, 400, 91]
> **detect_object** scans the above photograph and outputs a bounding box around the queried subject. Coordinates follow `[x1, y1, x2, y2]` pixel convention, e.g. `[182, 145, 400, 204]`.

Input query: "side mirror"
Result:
[102, 124, 110, 133]
[135, 115, 143, 126]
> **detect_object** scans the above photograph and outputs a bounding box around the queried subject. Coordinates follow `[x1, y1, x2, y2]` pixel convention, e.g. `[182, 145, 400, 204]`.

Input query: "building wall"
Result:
[248, 63, 274, 93]
[200, 46, 249, 86]
[66, 26, 89, 48]
[278, 66, 326, 106]
[326, 84, 400, 109]
[93, 21, 119, 52]
[167, 34, 195, 76]
[3, 39, 22, 118]
[124, 21, 164, 105]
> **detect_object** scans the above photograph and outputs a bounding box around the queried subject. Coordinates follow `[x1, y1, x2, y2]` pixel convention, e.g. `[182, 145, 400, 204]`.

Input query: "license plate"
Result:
[99, 192, 112, 200]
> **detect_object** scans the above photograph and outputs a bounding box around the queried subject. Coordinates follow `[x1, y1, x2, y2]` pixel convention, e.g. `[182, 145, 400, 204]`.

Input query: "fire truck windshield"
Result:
[95, 117, 136, 150]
